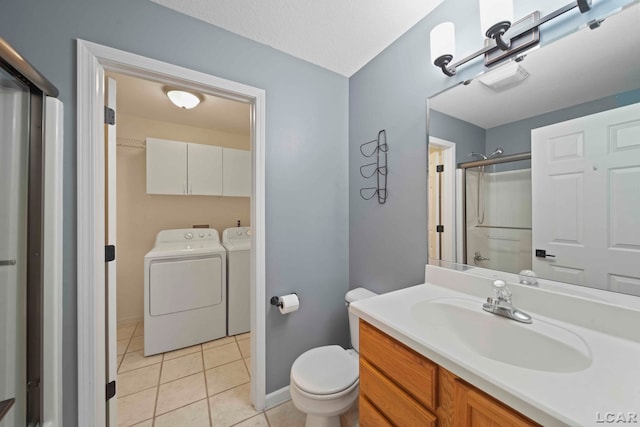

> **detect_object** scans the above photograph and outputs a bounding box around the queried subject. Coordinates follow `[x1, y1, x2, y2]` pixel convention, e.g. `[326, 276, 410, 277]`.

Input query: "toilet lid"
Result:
[291, 345, 359, 395]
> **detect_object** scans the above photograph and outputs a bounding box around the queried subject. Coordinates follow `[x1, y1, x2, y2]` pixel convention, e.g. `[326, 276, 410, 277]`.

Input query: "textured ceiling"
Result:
[148, 0, 445, 76]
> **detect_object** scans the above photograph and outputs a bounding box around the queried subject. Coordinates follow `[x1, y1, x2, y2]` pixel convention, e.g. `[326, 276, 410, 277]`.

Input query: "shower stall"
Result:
[459, 151, 532, 274]
[1, 37, 60, 426]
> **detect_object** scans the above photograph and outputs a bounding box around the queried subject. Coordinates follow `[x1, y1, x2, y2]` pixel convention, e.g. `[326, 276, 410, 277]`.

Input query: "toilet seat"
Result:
[291, 345, 359, 398]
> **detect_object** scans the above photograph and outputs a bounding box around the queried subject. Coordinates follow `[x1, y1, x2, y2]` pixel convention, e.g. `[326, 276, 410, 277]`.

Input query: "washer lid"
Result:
[291, 346, 358, 395]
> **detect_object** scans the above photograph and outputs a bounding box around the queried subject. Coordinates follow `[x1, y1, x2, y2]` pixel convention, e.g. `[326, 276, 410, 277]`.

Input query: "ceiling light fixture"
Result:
[165, 89, 202, 109]
[431, 0, 593, 77]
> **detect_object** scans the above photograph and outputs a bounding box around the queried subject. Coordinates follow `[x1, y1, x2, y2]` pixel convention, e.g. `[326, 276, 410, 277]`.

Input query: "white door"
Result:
[105, 77, 118, 426]
[0, 64, 30, 427]
[532, 103, 640, 295]
[188, 143, 223, 195]
[428, 138, 456, 263]
[146, 138, 187, 195]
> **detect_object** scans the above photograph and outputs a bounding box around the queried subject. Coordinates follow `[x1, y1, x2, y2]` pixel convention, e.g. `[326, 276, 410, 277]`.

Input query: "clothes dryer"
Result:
[144, 228, 226, 355]
[222, 227, 251, 336]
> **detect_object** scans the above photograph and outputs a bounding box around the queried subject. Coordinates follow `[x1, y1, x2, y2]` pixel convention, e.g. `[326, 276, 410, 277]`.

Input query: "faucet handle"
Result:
[492, 279, 506, 288]
[492, 279, 511, 302]
[518, 269, 539, 287]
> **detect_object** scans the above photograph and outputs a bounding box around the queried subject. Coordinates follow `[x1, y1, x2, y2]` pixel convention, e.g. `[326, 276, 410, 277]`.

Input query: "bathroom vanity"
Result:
[359, 320, 538, 426]
[350, 265, 640, 426]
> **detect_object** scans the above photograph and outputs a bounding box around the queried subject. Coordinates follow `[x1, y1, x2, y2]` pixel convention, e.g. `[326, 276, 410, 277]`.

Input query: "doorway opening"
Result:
[428, 137, 456, 263]
[106, 70, 254, 425]
[77, 40, 266, 427]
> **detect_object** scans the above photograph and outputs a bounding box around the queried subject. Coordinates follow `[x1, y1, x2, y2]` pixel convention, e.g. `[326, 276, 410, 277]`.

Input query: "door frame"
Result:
[428, 137, 457, 262]
[76, 39, 267, 426]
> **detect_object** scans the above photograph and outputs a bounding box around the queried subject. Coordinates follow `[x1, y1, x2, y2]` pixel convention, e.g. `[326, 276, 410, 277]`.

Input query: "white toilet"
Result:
[290, 287, 377, 427]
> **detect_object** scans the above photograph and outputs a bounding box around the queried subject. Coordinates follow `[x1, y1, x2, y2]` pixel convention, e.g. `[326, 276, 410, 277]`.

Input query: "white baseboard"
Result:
[264, 385, 291, 410]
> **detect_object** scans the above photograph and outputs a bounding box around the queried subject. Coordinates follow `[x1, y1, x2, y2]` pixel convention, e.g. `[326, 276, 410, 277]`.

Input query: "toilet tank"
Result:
[345, 287, 378, 352]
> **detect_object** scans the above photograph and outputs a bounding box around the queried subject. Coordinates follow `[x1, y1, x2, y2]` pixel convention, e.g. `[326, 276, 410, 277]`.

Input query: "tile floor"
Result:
[116, 321, 359, 427]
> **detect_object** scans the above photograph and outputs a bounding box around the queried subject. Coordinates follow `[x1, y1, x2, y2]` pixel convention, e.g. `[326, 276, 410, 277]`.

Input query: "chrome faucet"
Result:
[482, 279, 532, 324]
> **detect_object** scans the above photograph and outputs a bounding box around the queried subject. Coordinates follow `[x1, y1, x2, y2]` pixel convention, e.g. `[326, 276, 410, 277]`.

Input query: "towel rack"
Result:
[359, 129, 388, 204]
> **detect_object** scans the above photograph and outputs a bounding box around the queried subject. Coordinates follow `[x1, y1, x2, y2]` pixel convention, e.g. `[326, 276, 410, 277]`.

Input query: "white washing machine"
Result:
[222, 227, 251, 336]
[144, 228, 226, 356]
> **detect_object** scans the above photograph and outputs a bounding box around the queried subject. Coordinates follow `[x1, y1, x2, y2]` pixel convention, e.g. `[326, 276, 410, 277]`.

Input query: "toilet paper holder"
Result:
[270, 293, 299, 308]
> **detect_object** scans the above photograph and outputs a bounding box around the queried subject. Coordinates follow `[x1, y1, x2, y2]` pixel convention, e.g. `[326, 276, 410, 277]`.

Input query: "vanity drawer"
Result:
[360, 320, 438, 411]
[359, 395, 393, 427]
[360, 358, 437, 427]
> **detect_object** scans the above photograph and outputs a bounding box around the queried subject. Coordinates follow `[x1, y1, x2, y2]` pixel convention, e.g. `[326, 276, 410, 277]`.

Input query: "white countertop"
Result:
[350, 266, 640, 426]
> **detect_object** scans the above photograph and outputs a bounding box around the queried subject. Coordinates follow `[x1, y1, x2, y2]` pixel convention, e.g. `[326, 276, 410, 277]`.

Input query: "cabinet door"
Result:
[146, 138, 187, 195]
[188, 143, 223, 195]
[454, 379, 540, 427]
[222, 148, 251, 197]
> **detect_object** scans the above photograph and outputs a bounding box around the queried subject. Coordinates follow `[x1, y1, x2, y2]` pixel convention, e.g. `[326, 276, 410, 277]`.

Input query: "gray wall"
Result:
[0, 1, 349, 424]
[486, 89, 640, 155]
[429, 110, 485, 164]
[348, 0, 633, 293]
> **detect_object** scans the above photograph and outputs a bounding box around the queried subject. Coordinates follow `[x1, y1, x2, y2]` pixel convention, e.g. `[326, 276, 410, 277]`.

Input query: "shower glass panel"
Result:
[464, 158, 532, 274]
[0, 66, 30, 426]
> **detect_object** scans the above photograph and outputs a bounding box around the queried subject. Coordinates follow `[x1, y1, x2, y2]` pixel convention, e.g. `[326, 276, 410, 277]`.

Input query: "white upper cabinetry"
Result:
[146, 137, 249, 197]
[188, 143, 223, 196]
[222, 148, 251, 197]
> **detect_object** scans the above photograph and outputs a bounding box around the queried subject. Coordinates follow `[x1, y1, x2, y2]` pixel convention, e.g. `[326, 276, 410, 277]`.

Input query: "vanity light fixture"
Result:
[479, 0, 514, 50]
[165, 89, 202, 109]
[431, 0, 593, 76]
[477, 61, 529, 91]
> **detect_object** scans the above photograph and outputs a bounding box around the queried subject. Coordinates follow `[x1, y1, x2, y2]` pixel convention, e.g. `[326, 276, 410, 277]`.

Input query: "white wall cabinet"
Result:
[146, 138, 188, 195]
[222, 148, 251, 197]
[146, 138, 250, 197]
[146, 137, 222, 196]
[188, 143, 223, 196]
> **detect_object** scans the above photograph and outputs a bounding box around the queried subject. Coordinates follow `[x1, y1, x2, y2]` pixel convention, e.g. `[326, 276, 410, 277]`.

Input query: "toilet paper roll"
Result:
[278, 294, 300, 314]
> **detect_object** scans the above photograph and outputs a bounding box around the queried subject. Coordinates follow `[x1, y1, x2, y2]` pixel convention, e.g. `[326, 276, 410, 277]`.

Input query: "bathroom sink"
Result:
[411, 298, 592, 373]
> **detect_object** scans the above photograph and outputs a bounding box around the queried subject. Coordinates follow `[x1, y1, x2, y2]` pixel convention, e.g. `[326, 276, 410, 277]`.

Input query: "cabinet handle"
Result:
[183, 183, 187, 194]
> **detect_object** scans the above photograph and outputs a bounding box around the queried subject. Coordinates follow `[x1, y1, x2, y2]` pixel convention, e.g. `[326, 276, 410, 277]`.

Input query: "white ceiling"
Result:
[429, 4, 640, 129]
[148, 0, 445, 77]
[108, 72, 250, 135]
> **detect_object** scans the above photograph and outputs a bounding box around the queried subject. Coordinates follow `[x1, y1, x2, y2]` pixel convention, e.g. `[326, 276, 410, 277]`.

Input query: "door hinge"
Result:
[106, 381, 116, 401]
[104, 106, 115, 125]
[436, 225, 444, 233]
[105, 245, 115, 262]
[436, 164, 444, 173]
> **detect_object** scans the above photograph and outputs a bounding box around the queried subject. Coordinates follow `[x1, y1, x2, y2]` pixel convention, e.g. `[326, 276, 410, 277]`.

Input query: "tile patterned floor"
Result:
[116, 321, 359, 427]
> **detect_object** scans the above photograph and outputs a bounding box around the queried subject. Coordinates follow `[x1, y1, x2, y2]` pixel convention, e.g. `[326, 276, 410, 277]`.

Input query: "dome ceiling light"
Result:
[165, 89, 202, 109]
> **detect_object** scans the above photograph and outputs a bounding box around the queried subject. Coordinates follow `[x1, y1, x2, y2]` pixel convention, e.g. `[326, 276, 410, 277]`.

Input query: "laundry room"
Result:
[110, 71, 253, 365]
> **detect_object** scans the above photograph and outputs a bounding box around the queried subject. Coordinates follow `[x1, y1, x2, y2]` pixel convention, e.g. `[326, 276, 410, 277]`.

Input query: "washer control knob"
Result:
[199, 233, 205, 238]
[184, 232, 194, 240]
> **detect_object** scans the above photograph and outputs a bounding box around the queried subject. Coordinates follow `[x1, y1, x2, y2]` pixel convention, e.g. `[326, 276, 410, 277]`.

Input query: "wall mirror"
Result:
[427, 2, 640, 298]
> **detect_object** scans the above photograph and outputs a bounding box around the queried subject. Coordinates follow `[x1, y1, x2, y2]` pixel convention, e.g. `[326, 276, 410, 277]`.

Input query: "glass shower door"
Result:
[0, 66, 31, 426]
[464, 159, 532, 274]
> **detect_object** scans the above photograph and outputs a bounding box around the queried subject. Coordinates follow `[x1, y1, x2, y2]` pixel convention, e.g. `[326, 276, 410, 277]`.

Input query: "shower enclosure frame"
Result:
[0, 37, 61, 426]
[458, 151, 531, 265]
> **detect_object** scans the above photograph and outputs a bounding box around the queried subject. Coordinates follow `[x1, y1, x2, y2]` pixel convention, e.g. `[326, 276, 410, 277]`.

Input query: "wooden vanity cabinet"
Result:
[358, 320, 540, 427]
